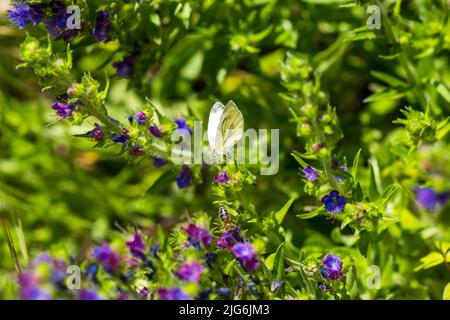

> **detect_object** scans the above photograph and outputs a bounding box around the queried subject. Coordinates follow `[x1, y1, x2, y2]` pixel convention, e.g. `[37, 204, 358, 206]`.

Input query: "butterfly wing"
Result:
[208, 101, 225, 153]
[216, 100, 244, 155]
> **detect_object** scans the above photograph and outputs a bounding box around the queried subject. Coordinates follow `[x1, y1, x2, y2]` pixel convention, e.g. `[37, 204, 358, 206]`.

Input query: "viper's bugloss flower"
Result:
[78, 289, 103, 300]
[174, 118, 192, 135]
[214, 170, 229, 184]
[18, 273, 51, 300]
[126, 233, 146, 259]
[93, 10, 111, 42]
[181, 223, 212, 247]
[51, 102, 73, 119]
[93, 243, 121, 273]
[148, 125, 162, 137]
[112, 129, 130, 144]
[153, 157, 167, 168]
[414, 187, 449, 211]
[113, 56, 134, 77]
[131, 146, 144, 157]
[303, 166, 319, 182]
[8, 3, 45, 29]
[217, 287, 230, 296]
[217, 228, 242, 250]
[150, 244, 160, 256]
[176, 262, 204, 283]
[136, 112, 147, 125]
[321, 190, 346, 214]
[231, 242, 259, 271]
[176, 165, 192, 189]
[158, 288, 191, 300]
[91, 123, 104, 140]
[44, 1, 68, 37]
[320, 254, 343, 281]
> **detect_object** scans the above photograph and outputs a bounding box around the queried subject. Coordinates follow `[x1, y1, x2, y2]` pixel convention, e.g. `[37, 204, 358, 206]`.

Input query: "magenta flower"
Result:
[158, 288, 191, 300]
[90, 123, 103, 140]
[51, 102, 73, 119]
[176, 262, 204, 283]
[231, 242, 259, 271]
[93, 243, 121, 273]
[136, 112, 147, 125]
[181, 224, 211, 248]
[214, 171, 229, 184]
[320, 254, 343, 281]
[216, 229, 242, 250]
[126, 233, 146, 259]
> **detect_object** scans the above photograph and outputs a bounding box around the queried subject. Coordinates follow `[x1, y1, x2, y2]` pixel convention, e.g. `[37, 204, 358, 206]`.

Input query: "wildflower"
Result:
[181, 223, 212, 247]
[176, 165, 192, 189]
[78, 289, 104, 300]
[113, 56, 134, 77]
[126, 233, 146, 260]
[321, 190, 346, 214]
[176, 262, 204, 283]
[44, 1, 68, 37]
[92, 10, 111, 42]
[90, 123, 104, 140]
[51, 102, 73, 119]
[112, 129, 130, 144]
[136, 112, 147, 125]
[8, 3, 45, 29]
[18, 273, 51, 300]
[303, 166, 319, 182]
[128, 115, 134, 125]
[93, 243, 121, 273]
[139, 287, 149, 298]
[216, 228, 242, 250]
[150, 244, 160, 257]
[414, 187, 449, 211]
[131, 146, 144, 157]
[174, 118, 192, 135]
[320, 254, 343, 281]
[217, 287, 230, 296]
[148, 125, 162, 137]
[214, 170, 229, 184]
[153, 157, 167, 168]
[158, 288, 191, 300]
[231, 242, 259, 271]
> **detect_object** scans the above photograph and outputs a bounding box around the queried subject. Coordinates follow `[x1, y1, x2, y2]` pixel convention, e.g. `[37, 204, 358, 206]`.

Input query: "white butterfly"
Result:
[207, 100, 244, 157]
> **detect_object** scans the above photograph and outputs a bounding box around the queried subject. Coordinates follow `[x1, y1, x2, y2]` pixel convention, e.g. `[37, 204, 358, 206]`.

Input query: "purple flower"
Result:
[320, 254, 343, 281]
[158, 288, 191, 300]
[44, 2, 68, 37]
[181, 223, 212, 247]
[92, 10, 111, 42]
[174, 118, 192, 135]
[51, 102, 73, 119]
[90, 123, 103, 140]
[113, 56, 134, 77]
[93, 243, 121, 273]
[216, 228, 242, 250]
[131, 146, 144, 157]
[8, 2, 45, 29]
[176, 262, 204, 283]
[214, 171, 229, 184]
[139, 287, 149, 298]
[321, 190, 346, 214]
[150, 244, 160, 256]
[136, 112, 147, 125]
[303, 166, 319, 182]
[148, 125, 162, 137]
[231, 242, 259, 271]
[176, 165, 192, 189]
[153, 157, 167, 168]
[78, 289, 103, 300]
[18, 273, 51, 300]
[414, 187, 449, 211]
[112, 129, 130, 144]
[126, 233, 146, 259]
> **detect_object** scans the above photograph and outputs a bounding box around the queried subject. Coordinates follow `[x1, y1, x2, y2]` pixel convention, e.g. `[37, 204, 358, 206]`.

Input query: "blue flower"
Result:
[149, 244, 160, 257]
[231, 242, 259, 271]
[92, 10, 111, 42]
[112, 129, 130, 144]
[8, 3, 45, 29]
[414, 187, 449, 211]
[93, 243, 121, 273]
[174, 118, 192, 135]
[321, 190, 346, 214]
[303, 166, 319, 182]
[113, 56, 134, 77]
[320, 254, 343, 281]
[153, 157, 167, 168]
[176, 165, 192, 189]
[158, 288, 191, 300]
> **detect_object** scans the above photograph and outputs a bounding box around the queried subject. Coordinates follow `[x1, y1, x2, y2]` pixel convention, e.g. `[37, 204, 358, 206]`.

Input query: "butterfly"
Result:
[207, 100, 244, 157]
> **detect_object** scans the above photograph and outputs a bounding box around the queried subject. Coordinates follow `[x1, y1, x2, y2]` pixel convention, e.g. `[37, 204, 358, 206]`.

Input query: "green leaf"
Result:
[274, 197, 296, 225]
[273, 243, 285, 281]
[351, 148, 362, 181]
[297, 207, 324, 219]
[371, 71, 408, 88]
[443, 283, 450, 300]
[291, 151, 308, 168]
[414, 252, 445, 271]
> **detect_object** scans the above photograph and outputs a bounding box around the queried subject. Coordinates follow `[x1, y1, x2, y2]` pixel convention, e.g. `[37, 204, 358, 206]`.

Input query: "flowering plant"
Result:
[0, 0, 449, 300]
